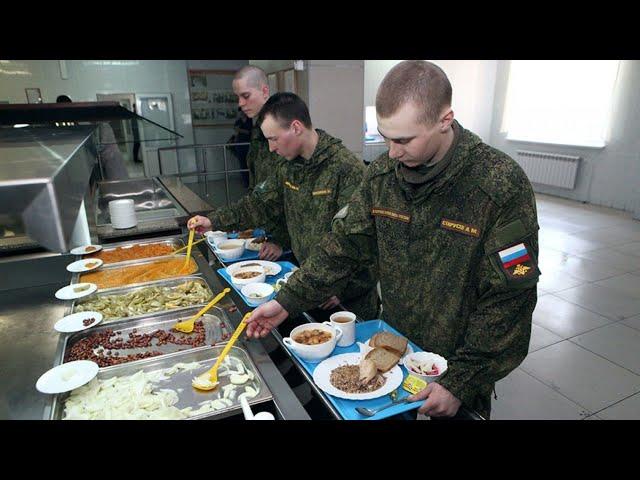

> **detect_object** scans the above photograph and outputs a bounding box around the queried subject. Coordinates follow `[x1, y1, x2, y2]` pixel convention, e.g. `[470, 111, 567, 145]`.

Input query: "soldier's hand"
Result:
[259, 242, 283, 261]
[245, 300, 289, 338]
[319, 296, 341, 310]
[187, 215, 212, 235]
[408, 382, 462, 418]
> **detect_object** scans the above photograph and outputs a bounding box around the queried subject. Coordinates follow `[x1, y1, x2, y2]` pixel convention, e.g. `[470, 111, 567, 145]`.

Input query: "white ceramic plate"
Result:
[226, 260, 282, 277]
[66, 258, 103, 273]
[55, 283, 97, 300]
[54, 311, 103, 333]
[36, 360, 99, 394]
[70, 245, 102, 256]
[312, 352, 404, 400]
[360, 338, 414, 366]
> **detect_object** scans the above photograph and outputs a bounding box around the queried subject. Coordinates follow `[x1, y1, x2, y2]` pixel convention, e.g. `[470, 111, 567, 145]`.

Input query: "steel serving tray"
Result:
[50, 345, 272, 420]
[70, 275, 214, 324]
[74, 254, 200, 291]
[83, 235, 186, 267]
[58, 305, 234, 367]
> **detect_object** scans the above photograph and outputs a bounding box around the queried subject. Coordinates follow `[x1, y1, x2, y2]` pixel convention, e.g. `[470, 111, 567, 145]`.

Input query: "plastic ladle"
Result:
[172, 288, 231, 334]
[192, 311, 252, 391]
[239, 393, 275, 420]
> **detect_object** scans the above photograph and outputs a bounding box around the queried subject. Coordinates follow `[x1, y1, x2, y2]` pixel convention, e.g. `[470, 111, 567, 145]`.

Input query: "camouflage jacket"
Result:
[246, 123, 284, 190]
[207, 130, 379, 319]
[277, 122, 540, 417]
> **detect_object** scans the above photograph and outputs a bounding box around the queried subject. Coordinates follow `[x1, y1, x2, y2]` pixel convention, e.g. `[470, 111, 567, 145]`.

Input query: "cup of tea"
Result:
[329, 311, 356, 347]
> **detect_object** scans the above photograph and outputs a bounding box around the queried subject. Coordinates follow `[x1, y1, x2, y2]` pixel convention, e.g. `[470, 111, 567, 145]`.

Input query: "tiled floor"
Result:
[492, 193, 640, 420]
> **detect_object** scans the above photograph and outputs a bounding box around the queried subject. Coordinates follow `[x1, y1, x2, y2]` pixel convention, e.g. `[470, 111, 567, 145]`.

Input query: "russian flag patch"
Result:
[497, 243, 537, 280]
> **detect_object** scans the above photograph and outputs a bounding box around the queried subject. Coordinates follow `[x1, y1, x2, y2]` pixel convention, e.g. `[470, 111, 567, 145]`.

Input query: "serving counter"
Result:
[0, 140, 482, 419]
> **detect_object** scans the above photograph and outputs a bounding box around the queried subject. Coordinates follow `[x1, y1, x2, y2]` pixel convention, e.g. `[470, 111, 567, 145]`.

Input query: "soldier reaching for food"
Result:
[244, 61, 540, 419]
[188, 92, 380, 320]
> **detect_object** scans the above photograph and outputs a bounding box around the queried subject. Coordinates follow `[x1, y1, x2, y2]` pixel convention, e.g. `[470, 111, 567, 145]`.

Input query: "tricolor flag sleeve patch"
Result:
[496, 242, 539, 281]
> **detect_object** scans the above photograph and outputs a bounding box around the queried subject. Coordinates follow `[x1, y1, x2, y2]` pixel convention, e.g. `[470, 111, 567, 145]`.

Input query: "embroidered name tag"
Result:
[441, 219, 481, 238]
[284, 180, 300, 191]
[371, 207, 411, 223]
[312, 189, 332, 196]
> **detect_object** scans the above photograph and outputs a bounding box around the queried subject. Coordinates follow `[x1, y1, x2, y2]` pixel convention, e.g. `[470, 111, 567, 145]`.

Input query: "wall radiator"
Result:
[515, 150, 581, 189]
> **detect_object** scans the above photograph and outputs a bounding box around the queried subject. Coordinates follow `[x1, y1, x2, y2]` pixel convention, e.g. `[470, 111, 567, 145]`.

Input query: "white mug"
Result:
[275, 271, 294, 288]
[329, 311, 356, 347]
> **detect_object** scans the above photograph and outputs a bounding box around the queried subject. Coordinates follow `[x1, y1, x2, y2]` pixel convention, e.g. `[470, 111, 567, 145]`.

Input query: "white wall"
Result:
[364, 60, 498, 142]
[489, 60, 640, 215]
[307, 60, 364, 156]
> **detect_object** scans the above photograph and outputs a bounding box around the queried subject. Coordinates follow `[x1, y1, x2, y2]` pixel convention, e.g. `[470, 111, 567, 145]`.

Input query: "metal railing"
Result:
[156, 142, 250, 206]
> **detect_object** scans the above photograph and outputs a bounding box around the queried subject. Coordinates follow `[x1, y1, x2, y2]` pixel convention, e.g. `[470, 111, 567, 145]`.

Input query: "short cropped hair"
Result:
[234, 65, 268, 90]
[256, 92, 312, 129]
[376, 60, 452, 125]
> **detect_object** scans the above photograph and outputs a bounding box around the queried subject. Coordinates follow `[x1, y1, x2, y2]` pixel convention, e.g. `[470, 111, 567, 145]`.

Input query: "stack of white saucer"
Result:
[108, 199, 137, 229]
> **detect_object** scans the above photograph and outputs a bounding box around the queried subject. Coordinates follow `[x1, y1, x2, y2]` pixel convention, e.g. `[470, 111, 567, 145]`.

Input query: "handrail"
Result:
[156, 142, 251, 206]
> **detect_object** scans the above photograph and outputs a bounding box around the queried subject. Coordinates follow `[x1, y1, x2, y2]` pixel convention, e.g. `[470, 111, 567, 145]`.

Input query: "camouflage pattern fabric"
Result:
[208, 129, 380, 319]
[276, 121, 540, 418]
[246, 123, 284, 190]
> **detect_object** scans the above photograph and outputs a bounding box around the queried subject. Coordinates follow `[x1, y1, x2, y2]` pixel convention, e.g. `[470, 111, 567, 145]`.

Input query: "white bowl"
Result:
[283, 322, 343, 363]
[215, 239, 245, 261]
[206, 230, 228, 246]
[241, 282, 275, 306]
[403, 351, 448, 382]
[245, 237, 262, 252]
[231, 266, 266, 285]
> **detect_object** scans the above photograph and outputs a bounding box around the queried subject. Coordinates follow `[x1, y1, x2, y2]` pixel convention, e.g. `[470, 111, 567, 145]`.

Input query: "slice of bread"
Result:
[365, 347, 401, 373]
[370, 332, 408, 357]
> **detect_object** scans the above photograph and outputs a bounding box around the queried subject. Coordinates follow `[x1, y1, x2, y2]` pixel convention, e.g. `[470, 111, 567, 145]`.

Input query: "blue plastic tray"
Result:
[207, 228, 291, 264]
[287, 320, 424, 420]
[217, 261, 297, 307]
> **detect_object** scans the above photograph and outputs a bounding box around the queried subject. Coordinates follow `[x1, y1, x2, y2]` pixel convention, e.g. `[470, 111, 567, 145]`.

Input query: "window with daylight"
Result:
[501, 60, 621, 148]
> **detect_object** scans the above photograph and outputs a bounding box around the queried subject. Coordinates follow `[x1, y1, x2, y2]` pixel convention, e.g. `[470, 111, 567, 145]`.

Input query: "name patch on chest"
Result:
[440, 219, 481, 238]
[312, 189, 332, 196]
[371, 207, 411, 223]
[284, 180, 300, 191]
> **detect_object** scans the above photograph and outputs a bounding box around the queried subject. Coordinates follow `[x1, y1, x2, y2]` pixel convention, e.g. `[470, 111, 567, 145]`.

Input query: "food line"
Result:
[38, 235, 311, 420]
[1, 213, 483, 420]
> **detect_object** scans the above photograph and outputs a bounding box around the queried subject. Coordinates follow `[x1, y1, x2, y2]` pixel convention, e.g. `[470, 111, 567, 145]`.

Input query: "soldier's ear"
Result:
[440, 109, 454, 132]
[291, 119, 303, 136]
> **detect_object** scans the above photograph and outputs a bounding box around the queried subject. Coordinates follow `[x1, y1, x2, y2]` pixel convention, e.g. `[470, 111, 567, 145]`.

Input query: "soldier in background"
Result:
[230, 65, 287, 254]
[245, 61, 540, 419]
[188, 92, 379, 320]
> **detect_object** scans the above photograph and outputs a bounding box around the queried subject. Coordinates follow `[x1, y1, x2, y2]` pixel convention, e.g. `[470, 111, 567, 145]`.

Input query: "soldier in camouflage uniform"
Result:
[232, 65, 285, 190]
[189, 93, 379, 320]
[231, 65, 288, 250]
[246, 61, 539, 419]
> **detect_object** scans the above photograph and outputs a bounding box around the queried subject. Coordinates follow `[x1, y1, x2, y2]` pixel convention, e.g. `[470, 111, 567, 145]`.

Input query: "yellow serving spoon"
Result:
[180, 228, 196, 273]
[172, 237, 205, 255]
[172, 288, 231, 333]
[192, 311, 252, 391]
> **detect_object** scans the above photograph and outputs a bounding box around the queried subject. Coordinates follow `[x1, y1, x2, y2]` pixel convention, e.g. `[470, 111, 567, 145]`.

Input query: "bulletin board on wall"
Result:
[187, 69, 238, 127]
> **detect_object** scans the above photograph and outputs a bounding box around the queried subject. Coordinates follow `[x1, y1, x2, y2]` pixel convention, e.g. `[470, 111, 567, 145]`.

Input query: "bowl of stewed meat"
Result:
[283, 322, 343, 363]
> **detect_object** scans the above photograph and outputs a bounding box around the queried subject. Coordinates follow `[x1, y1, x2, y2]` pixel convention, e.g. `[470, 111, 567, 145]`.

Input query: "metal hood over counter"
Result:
[0, 126, 97, 252]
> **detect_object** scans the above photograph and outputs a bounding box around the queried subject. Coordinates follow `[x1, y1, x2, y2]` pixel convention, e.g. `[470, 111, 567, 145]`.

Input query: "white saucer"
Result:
[66, 258, 103, 273]
[55, 283, 97, 300]
[36, 360, 99, 394]
[54, 311, 103, 333]
[70, 245, 102, 256]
